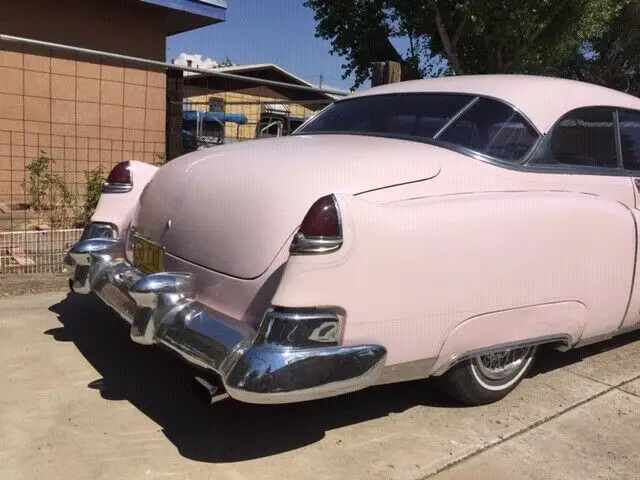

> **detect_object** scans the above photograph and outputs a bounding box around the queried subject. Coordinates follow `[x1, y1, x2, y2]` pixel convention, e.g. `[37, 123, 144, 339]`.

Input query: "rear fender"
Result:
[91, 160, 158, 237]
[271, 191, 635, 367]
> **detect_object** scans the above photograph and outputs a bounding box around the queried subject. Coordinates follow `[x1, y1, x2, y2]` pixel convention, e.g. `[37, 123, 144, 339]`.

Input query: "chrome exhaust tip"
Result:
[191, 376, 230, 405]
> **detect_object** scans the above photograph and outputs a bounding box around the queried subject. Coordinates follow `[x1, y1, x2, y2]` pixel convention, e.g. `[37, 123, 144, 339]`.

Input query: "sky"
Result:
[166, 1, 358, 92]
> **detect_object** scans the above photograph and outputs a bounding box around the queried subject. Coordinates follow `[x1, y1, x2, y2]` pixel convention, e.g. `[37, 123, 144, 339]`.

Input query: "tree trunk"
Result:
[433, 3, 465, 74]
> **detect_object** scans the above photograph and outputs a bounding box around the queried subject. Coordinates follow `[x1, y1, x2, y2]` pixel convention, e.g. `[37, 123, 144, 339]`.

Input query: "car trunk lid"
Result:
[133, 134, 440, 279]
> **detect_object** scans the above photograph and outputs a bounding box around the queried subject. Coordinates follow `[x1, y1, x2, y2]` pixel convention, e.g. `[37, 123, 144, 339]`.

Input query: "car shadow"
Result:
[45, 293, 640, 462]
[529, 328, 640, 377]
[46, 293, 455, 463]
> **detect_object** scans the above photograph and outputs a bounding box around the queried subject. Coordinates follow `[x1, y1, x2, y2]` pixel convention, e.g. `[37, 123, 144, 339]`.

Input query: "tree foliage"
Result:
[556, 0, 640, 95]
[305, 0, 630, 89]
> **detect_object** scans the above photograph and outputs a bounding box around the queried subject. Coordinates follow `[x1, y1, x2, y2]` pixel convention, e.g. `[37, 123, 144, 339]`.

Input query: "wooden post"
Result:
[166, 68, 184, 162]
[371, 62, 386, 87]
[387, 61, 402, 84]
[371, 61, 402, 87]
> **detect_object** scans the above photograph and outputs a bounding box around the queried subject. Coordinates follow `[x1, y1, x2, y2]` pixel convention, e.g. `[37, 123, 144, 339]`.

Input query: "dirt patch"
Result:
[0, 273, 69, 297]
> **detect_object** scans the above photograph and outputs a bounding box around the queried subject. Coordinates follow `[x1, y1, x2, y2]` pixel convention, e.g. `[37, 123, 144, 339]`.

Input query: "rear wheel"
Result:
[438, 345, 538, 405]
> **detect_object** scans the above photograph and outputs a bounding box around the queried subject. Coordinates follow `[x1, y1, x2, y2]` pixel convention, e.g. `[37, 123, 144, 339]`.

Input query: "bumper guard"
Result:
[63, 228, 387, 404]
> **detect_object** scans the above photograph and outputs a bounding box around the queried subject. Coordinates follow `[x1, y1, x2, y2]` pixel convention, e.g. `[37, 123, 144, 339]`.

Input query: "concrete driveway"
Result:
[1, 292, 639, 480]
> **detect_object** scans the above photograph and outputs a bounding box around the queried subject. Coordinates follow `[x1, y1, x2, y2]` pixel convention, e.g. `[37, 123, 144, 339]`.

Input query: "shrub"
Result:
[77, 166, 106, 227]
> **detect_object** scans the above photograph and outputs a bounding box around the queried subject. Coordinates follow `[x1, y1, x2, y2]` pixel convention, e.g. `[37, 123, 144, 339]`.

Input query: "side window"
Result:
[619, 110, 640, 170]
[549, 108, 618, 168]
[437, 97, 538, 163]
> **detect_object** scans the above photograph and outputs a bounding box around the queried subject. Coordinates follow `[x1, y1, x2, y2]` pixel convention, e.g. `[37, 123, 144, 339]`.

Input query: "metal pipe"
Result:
[0, 33, 349, 97]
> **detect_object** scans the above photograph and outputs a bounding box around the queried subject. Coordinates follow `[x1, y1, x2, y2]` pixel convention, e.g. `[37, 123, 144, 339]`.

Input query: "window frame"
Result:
[523, 106, 624, 175]
[615, 107, 640, 174]
[293, 92, 542, 165]
[295, 93, 640, 178]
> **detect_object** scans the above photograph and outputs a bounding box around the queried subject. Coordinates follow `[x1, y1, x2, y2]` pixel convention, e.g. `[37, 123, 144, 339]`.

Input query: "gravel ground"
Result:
[0, 273, 69, 297]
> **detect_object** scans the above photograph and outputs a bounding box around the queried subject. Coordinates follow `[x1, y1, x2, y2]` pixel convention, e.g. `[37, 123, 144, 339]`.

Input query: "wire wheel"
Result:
[470, 346, 536, 391]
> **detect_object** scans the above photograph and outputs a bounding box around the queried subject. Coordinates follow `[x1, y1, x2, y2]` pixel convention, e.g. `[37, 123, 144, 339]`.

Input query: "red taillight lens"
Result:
[290, 194, 343, 255]
[104, 161, 133, 193]
[299, 195, 341, 237]
[107, 161, 132, 184]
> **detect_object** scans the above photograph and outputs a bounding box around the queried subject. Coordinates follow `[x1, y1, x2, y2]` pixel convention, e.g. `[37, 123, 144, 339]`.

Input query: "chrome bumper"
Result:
[63, 226, 387, 404]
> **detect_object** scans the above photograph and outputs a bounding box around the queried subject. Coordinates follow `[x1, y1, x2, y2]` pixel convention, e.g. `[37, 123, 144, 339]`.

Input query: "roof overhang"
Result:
[183, 66, 340, 108]
[139, 0, 226, 35]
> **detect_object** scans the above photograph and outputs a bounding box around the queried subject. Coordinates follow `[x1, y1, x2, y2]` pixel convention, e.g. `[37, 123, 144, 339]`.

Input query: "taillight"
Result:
[103, 161, 133, 193]
[290, 194, 342, 255]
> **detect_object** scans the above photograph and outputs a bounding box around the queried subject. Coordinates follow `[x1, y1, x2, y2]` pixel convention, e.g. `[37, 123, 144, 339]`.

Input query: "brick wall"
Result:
[0, 0, 168, 205]
[0, 45, 167, 202]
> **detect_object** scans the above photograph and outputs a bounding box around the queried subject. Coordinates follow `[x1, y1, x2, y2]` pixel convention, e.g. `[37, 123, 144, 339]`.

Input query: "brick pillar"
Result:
[166, 68, 184, 161]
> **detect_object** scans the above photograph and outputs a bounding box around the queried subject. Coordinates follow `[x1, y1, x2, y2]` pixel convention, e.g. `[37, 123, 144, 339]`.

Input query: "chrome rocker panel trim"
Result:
[64, 227, 387, 404]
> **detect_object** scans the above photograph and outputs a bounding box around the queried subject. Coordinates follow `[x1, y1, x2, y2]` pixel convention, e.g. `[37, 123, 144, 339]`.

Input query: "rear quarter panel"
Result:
[91, 160, 158, 236]
[271, 191, 636, 367]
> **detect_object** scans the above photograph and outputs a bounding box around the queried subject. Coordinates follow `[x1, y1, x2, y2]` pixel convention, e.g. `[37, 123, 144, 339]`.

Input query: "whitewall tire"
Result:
[437, 345, 538, 405]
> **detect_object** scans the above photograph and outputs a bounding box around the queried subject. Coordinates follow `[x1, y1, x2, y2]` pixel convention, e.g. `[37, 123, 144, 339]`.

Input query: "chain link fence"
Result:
[0, 129, 163, 273]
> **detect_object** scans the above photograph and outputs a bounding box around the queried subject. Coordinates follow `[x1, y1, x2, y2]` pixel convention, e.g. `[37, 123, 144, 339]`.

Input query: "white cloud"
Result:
[173, 53, 219, 70]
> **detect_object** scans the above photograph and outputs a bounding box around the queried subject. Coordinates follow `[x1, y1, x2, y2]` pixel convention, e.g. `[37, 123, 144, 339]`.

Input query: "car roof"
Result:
[346, 74, 640, 133]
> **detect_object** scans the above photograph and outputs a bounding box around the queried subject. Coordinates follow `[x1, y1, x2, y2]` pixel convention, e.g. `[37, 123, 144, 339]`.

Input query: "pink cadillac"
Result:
[65, 74, 640, 406]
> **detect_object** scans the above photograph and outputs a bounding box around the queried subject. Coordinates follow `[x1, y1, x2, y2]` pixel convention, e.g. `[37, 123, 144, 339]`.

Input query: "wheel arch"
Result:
[429, 301, 586, 376]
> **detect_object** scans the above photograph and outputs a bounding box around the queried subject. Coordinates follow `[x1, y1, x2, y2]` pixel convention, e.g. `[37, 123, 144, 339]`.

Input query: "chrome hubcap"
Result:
[473, 346, 533, 381]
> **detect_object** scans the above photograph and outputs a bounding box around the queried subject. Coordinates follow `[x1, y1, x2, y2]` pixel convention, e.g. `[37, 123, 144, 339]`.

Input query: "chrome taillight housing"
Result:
[290, 194, 343, 255]
[103, 161, 133, 193]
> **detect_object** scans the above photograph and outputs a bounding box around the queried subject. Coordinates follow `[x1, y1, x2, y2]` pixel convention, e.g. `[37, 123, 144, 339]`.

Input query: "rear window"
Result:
[296, 93, 539, 163]
[437, 97, 540, 162]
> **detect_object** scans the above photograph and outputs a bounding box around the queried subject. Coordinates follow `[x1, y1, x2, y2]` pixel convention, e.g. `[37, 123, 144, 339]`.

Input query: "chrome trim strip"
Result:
[374, 357, 438, 385]
[573, 324, 640, 349]
[431, 334, 573, 376]
[432, 96, 480, 140]
[103, 182, 133, 194]
[614, 109, 624, 170]
[289, 233, 343, 255]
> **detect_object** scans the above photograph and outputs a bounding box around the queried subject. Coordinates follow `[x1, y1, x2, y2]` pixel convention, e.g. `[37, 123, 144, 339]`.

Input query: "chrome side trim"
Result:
[374, 357, 438, 385]
[573, 323, 640, 349]
[431, 334, 573, 376]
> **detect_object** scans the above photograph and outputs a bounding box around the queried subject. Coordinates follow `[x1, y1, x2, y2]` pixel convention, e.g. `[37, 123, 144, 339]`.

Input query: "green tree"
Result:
[305, 0, 629, 89]
[218, 57, 236, 68]
[556, 0, 640, 95]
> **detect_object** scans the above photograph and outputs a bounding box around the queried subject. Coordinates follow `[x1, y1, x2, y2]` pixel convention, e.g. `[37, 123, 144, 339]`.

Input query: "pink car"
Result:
[65, 74, 640, 406]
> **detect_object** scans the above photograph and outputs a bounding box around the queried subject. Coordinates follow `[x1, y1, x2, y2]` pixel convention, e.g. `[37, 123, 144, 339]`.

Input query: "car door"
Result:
[528, 107, 638, 333]
[616, 108, 640, 329]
